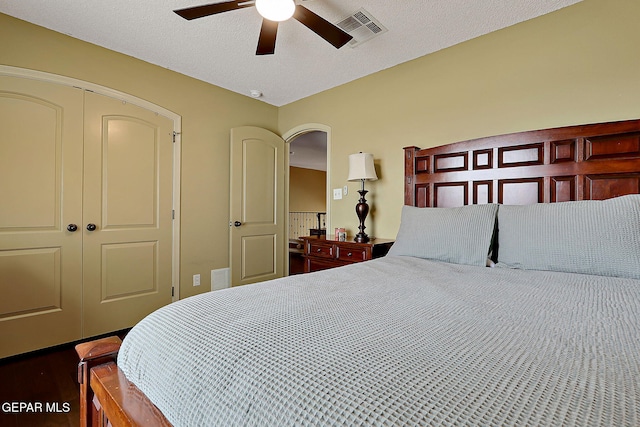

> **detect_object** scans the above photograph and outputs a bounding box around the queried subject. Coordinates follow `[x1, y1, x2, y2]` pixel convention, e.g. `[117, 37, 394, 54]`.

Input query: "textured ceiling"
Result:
[1, 0, 582, 106]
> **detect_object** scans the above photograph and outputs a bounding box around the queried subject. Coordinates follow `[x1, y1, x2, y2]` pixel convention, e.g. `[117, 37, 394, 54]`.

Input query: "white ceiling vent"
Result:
[336, 8, 387, 48]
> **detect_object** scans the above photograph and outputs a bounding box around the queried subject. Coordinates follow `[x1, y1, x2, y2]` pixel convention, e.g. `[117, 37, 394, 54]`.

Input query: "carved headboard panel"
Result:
[404, 119, 640, 207]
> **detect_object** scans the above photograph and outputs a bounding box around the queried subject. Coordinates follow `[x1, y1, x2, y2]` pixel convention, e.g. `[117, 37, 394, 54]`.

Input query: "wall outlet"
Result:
[193, 273, 201, 286]
[343, 185, 348, 196]
[333, 188, 342, 200]
[211, 268, 230, 291]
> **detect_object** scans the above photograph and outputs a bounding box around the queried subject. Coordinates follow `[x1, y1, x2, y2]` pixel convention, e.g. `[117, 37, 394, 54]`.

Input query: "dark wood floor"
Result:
[0, 344, 80, 427]
[0, 331, 128, 427]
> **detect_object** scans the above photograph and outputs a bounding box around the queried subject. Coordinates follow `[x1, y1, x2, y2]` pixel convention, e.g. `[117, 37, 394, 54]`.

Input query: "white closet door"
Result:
[82, 92, 174, 337]
[0, 76, 84, 358]
[0, 76, 176, 358]
[82, 92, 173, 336]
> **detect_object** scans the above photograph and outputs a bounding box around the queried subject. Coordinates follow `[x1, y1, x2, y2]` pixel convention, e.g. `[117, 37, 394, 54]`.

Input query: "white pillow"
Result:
[496, 194, 640, 279]
[388, 204, 498, 267]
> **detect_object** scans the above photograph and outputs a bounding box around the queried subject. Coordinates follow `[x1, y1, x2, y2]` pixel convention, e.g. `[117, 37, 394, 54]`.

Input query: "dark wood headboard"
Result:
[404, 119, 640, 207]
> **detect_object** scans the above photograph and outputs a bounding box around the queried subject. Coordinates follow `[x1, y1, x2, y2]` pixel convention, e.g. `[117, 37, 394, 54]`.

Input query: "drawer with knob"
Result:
[336, 247, 367, 263]
[300, 236, 394, 273]
[307, 241, 334, 259]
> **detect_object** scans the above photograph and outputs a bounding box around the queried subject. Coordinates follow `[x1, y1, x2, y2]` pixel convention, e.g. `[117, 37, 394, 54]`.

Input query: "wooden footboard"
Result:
[76, 336, 171, 427]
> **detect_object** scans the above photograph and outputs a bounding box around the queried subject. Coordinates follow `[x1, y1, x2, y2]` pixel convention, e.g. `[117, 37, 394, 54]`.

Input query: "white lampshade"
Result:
[347, 152, 378, 181]
[255, 0, 295, 22]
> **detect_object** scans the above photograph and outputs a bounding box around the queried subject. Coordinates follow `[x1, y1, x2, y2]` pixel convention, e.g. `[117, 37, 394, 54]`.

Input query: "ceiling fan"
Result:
[174, 0, 353, 55]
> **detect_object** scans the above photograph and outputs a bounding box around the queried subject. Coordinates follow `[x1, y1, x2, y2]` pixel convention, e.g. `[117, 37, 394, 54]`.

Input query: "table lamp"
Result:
[347, 152, 378, 243]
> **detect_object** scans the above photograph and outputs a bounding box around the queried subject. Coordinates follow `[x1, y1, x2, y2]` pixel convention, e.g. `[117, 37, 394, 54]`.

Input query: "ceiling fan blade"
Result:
[174, 0, 255, 20]
[256, 19, 278, 55]
[292, 5, 353, 49]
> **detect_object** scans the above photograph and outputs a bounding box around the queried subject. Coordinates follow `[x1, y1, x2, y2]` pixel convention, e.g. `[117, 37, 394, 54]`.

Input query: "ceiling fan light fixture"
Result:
[255, 0, 295, 22]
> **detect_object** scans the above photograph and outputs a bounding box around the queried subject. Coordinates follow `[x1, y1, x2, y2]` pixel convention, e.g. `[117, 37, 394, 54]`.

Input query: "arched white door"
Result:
[229, 126, 285, 286]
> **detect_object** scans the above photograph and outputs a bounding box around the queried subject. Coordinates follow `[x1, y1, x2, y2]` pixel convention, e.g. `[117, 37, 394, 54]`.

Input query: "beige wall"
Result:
[1, 13, 278, 298]
[289, 167, 327, 212]
[3, 0, 640, 293]
[278, 0, 640, 240]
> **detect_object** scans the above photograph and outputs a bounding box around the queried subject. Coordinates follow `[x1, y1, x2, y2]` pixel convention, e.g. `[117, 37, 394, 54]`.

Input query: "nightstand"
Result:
[300, 236, 394, 273]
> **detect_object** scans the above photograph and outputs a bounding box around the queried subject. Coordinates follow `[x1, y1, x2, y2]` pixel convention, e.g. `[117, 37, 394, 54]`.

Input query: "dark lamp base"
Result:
[354, 233, 370, 243]
[354, 187, 370, 244]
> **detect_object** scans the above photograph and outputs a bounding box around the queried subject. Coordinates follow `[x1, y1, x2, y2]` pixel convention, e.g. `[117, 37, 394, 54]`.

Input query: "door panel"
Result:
[0, 76, 83, 358]
[101, 241, 158, 300]
[243, 140, 277, 224]
[0, 93, 60, 228]
[241, 234, 276, 280]
[230, 127, 285, 286]
[0, 248, 61, 317]
[83, 92, 173, 337]
[103, 117, 158, 227]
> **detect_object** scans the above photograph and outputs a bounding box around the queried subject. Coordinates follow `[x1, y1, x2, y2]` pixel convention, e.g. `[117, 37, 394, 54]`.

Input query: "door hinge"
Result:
[172, 209, 175, 220]
[171, 287, 175, 297]
[173, 131, 181, 143]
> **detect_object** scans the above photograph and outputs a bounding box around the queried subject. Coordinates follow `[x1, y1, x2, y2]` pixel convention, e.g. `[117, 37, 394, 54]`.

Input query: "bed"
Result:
[76, 119, 640, 427]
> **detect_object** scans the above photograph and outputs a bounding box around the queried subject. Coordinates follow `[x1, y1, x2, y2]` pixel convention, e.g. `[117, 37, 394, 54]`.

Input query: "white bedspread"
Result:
[118, 256, 640, 426]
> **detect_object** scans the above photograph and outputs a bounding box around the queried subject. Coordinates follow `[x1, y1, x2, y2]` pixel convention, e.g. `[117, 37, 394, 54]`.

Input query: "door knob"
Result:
[234, 221, 242, 227]
[67, 224, 78, 232]
[86, 223, 97, 231]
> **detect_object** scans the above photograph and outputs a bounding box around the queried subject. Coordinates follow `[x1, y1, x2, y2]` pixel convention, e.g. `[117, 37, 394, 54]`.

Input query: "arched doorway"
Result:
[282, 124, 331, 275]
